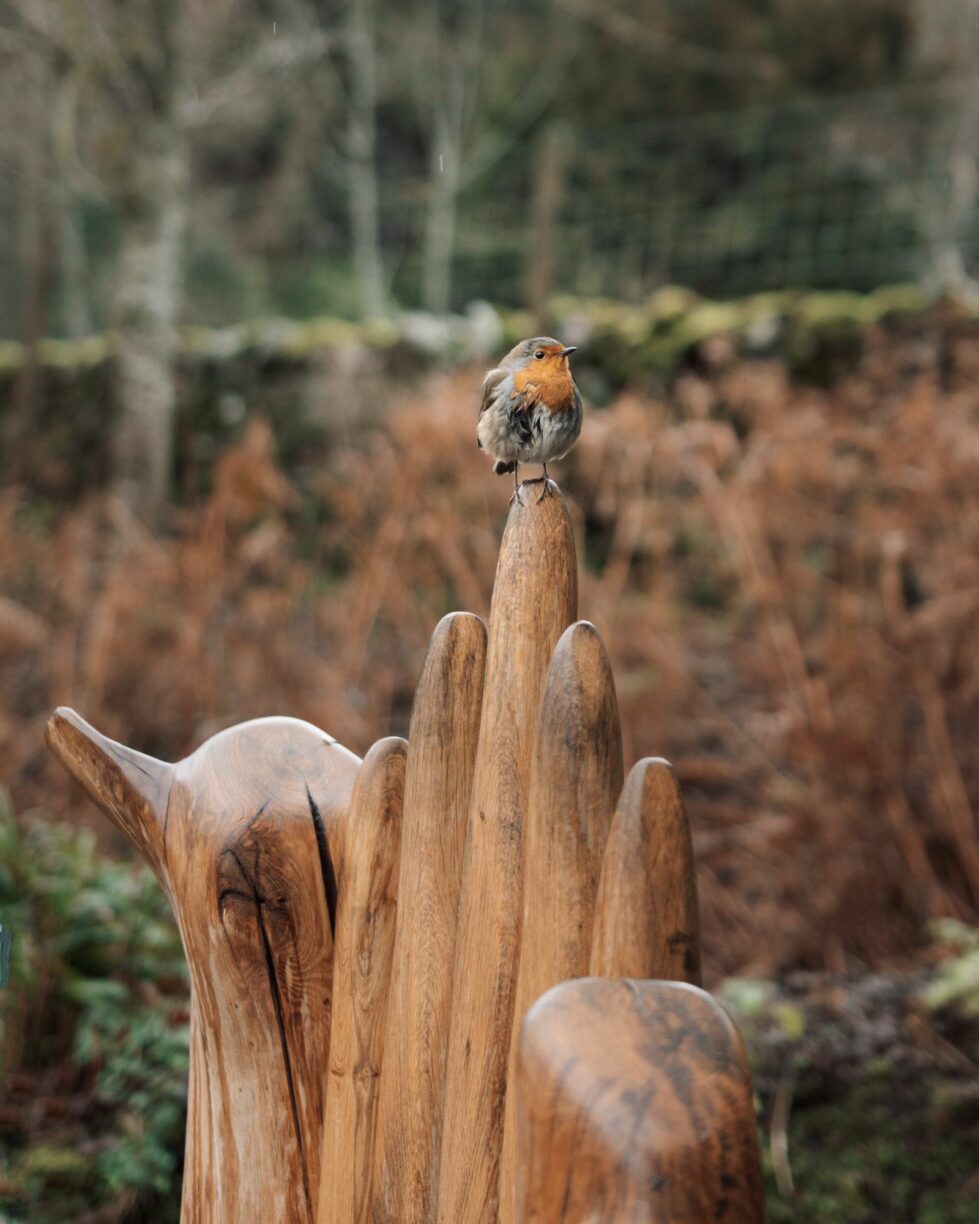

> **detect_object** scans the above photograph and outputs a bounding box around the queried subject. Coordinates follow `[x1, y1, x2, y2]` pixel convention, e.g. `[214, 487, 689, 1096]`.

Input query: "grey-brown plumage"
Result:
[477, 336, 583, 497]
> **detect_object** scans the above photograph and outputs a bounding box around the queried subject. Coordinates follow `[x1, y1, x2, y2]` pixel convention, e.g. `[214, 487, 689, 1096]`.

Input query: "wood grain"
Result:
[44, 485, 767, 1224]
[436, 488, 578, 1224]
[498, 620, 623, 1221]
[514, 978, 765, 1224]
[371, 613, 487, 1223]
[44, 706, 174, 882]
[46, 708, 360, 1224]
[319, 737, 406, 1224]
[590, 757, 702, 985]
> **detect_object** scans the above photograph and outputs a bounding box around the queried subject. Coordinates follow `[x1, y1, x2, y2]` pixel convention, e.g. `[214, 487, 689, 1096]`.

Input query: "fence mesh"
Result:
[6, 66, 979, 336]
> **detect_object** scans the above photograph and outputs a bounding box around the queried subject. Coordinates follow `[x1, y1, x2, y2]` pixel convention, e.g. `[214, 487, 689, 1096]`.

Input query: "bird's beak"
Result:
[561, 346, 577, 358]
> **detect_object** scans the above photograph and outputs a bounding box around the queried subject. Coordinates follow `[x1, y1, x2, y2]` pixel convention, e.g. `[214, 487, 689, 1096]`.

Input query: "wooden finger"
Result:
[437, 488, 578, 1224]
[590, 758, 701, 984]
[372, 613, 487, 1223]
[498, 621, 623, 1221]
[318, 737, 406, 1224]
[515, 978, 764, 1223]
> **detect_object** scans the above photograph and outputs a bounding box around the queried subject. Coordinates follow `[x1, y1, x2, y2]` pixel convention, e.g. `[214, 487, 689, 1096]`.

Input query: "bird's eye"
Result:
[534, 349, 545, 360]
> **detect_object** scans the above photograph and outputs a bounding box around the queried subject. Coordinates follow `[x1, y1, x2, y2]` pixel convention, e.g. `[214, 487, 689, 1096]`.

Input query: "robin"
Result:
[477, 336, 582, 500]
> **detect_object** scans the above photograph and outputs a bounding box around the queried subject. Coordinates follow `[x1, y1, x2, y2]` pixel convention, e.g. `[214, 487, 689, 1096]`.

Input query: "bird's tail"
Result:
[493, 460, 517, 475]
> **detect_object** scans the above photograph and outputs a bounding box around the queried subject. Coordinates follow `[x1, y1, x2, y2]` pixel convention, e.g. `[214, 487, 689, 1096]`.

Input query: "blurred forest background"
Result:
[2, 0, 979, 1220]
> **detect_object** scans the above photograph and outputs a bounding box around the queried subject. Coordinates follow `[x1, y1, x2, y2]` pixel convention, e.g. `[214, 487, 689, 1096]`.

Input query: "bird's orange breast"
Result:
[513, 362, 576, 410]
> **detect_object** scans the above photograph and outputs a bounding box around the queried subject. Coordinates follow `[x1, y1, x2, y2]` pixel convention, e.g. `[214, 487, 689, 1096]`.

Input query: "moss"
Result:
[18, 1145, 91, 1190]
[498, 307, 535, 348]
[0, 341, 23, 372]
[789, 290, 874, 332]
[762, 1071, 979, 1223]
[923, 920, 979, 1017]
[774, 1002, 807, 1041]
[863, 283, 931, 322]
[725, 963, 979, 1224]
[39, 335, 111, 368]
[0, 285, 944, 390]
[0, 1145, 97, 1222]
[646, 284, 703, 323]
[1, 284, 967, 506]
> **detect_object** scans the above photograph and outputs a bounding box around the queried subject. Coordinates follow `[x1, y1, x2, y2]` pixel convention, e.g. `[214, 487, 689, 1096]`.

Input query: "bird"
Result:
[476, 336, 583, 501]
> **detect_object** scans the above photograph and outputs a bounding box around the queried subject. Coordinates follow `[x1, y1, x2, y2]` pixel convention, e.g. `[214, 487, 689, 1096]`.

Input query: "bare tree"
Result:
[345, 0, 386, 318]
[395, 0, 579, 315]
[3, 0, 335, 524]
[0, 0, 194, 523]
[2, 42, 53, 484]
[912, 0, 979, 293]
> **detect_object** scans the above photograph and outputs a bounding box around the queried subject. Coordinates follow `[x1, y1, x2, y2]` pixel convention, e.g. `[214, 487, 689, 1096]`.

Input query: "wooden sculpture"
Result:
[515, 978, 764, 1222]
[45, 712, 360, 1223]
[46, 485, 764, 1224]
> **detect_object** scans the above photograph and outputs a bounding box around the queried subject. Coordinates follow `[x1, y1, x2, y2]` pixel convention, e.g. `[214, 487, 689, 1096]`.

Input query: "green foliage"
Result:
[924, 920, 979, 1017]
[725, 967, 979, 1223]
[0, 793, 188, 1222]
[81, 1003, 189, 1202]
[185, 244, 269, 328]
[275, 258, 363, 322]
[762, 1072, 979, 1223]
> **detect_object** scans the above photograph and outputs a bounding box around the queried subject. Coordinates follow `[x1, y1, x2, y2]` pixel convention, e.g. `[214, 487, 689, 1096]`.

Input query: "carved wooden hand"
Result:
[46, 483, 764, 1224]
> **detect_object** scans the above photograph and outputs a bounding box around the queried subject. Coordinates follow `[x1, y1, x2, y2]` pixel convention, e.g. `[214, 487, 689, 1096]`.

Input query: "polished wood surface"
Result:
[372, 613, 487, 1223]
[515, 978, 765, 1223]
[436, 488, 577, 1224]
[591, 757, 702, 984]
[319, 737, 406, 1224]
[46, 485, 765, 1224]
[498, 620, 623, 1222]
[46, 708, 360, 1224]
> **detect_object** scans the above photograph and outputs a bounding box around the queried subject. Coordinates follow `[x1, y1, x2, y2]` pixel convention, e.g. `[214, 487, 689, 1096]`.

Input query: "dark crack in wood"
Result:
[306, 782, 338, 934]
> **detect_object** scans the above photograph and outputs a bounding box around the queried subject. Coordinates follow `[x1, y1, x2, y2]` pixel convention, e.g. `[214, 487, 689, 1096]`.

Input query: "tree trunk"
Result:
[347, 0, 386, 320]
[4, 51, 52, 486]
[526, 123, 570, 327]
[912, 2, 979, 294]
[57, 178, 92, 339]
[111, 132, 188, 527]
[421, 112, 461, 315]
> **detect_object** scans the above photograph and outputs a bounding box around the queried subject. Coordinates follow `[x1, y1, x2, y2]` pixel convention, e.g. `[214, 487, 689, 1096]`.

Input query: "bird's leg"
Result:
[537, 462, 553, 501]
[510, 463, 523, 506]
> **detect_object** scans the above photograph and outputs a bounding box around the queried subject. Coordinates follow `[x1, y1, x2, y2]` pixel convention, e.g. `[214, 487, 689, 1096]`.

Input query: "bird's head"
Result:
[505, 336, 577, 372]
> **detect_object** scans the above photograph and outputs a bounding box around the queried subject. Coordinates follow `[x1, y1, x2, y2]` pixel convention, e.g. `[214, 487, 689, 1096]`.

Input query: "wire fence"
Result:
[6, 71, 979, 339]
[451, 74, 979, 306]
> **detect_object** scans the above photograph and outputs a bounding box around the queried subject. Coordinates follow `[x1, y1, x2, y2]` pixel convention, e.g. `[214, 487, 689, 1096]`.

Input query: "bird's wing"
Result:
[478, 367, 507, 418]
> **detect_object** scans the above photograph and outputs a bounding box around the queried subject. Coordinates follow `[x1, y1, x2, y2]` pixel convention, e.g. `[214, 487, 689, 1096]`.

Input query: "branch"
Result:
[460, 33, 577, 189]
[179, 27, 337, 128]
[554, 0, 779, 80]
[0, 0, 74, 56]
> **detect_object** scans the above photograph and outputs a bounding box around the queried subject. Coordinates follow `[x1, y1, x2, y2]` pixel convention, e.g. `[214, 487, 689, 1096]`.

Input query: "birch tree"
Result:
[2, 0, 334, 524]
[344, 0, 386, 319]
[398, 0, 578, 315]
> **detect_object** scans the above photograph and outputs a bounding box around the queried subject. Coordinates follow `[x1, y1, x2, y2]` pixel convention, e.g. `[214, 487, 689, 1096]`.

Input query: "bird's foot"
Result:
[521, 474, 556, 501]
[510, 485, 525, 507]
